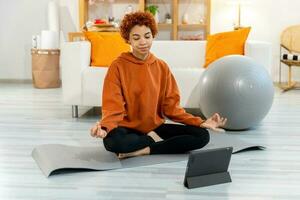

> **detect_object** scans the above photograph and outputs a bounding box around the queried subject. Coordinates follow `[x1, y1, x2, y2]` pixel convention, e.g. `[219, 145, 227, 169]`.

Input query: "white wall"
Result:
[211, 0, 300, 82]
[0, 0, 78, 80]
[0, 0, 49, 79]
[59, 0, 78, 40]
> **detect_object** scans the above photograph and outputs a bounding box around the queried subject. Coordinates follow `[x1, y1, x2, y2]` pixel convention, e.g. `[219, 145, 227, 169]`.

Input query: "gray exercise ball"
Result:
[199, 55, 274, 130]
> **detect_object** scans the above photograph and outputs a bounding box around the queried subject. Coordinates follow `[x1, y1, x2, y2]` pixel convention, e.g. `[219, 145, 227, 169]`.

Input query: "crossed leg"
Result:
[103, 124, 210, 159]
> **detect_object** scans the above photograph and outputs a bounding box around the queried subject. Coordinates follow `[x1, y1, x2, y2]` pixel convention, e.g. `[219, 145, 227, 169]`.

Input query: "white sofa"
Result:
[61, 40, 272, 117]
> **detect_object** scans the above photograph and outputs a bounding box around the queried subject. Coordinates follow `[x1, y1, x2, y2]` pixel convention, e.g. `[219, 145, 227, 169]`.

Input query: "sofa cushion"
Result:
[84, 32, 131, 67]
[204, 27, 251, 68]
[171, 68, 205, 108]
[151, 41, 206, 69]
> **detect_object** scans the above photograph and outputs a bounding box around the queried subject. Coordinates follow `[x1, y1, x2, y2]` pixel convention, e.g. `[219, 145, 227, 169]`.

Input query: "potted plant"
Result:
[146, 5, 159, 23]
[165, 13, 172, 24]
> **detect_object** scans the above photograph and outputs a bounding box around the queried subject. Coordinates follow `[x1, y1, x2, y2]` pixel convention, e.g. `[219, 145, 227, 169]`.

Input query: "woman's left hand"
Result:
[200, 113, 227, 132]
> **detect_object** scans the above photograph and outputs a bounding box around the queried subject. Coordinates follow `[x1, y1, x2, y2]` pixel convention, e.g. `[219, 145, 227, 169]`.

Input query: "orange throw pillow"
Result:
[84, 32, 131, 67]
[204, 27, 251, 68]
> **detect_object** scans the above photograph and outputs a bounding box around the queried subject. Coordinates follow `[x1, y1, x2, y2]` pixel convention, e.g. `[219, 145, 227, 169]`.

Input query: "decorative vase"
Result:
[166, 18, 172, 24]
[125, 5, 133, 14]
[154, 12, 159, 23]
[165, 13, 172, 24]
[182, 13, 189, 24]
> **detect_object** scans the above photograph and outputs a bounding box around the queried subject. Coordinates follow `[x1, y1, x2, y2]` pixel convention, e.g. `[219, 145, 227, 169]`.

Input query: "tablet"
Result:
[184, 147, 233, 189]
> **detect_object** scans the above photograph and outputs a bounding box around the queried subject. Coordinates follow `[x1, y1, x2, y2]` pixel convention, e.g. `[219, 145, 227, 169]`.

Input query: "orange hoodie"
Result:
[100, 52, 204, 134]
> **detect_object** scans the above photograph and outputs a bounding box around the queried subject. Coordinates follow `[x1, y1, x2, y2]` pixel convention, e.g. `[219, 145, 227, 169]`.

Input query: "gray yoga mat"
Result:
[32, 132, 265, 177]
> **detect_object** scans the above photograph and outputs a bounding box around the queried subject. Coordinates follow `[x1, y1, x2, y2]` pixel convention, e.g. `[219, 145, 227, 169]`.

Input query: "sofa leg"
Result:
[72, 105, 78, 118]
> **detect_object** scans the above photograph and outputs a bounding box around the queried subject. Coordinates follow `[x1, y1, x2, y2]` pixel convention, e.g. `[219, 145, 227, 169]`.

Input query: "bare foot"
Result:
[118, 147, 150, 159]
[147, 131, 163, 142]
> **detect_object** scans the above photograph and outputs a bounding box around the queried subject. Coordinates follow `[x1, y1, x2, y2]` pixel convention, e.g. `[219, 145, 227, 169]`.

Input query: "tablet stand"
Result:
[185, 171, 231, 189]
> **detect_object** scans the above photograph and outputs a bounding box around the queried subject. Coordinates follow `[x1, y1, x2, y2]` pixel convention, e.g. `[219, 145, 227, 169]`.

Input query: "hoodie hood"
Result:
[119, 52, 157, 65]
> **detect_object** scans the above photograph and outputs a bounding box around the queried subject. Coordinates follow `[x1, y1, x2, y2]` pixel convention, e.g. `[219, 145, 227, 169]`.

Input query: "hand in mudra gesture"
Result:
[90, 122, 108, 138]
[200, 113, 227, 132]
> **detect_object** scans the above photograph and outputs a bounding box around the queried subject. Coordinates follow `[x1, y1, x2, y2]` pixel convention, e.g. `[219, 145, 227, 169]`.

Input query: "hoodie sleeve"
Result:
[100, 63, 126, 133]
[162, 69, 204, 126]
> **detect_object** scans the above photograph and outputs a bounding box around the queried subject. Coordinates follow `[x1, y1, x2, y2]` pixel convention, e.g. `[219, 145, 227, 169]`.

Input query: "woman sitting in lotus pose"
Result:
[90, 11, 226, 159]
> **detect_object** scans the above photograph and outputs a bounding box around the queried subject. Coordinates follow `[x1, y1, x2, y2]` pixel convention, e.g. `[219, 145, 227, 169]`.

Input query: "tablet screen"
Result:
[185, 147, 233, 178]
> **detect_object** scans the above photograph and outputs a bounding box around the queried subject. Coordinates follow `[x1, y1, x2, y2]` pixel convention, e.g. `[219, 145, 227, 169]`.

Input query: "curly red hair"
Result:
[120, 11, 158, 42]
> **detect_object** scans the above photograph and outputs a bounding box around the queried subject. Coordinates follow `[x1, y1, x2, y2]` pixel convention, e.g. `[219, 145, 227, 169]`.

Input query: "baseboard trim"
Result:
[0, 79, 32, 84]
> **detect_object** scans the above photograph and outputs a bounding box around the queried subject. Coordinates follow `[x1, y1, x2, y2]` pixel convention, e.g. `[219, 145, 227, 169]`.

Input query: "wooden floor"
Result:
[0, 83, 300, 200]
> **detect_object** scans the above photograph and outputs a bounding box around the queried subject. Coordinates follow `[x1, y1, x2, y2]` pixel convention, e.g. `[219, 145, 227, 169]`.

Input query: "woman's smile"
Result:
[138, 47, 149, 53]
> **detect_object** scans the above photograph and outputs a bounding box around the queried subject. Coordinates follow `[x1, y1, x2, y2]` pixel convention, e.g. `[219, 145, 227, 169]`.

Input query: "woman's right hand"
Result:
[90, 122, 108, 138]
[200, 113, 227, 132]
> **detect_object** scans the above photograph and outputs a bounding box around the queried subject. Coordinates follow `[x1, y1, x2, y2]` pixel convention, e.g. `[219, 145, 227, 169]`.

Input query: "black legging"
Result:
[103, 123, 210, 154]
